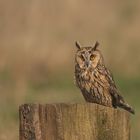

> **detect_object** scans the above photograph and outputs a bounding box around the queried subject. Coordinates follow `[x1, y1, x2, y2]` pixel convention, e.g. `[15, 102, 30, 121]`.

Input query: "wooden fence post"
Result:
[19, 103, 130, 140]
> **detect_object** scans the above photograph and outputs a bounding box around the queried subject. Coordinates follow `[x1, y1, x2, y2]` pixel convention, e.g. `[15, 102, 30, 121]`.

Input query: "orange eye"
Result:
[90, 54, 95, 60]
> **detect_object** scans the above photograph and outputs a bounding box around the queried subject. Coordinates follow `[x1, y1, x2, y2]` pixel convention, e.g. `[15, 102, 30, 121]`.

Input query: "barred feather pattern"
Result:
[75, 64, 112, 106]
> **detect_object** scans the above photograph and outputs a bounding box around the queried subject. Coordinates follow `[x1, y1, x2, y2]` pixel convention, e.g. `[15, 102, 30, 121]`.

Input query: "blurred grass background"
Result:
[0, 0, 140, 139]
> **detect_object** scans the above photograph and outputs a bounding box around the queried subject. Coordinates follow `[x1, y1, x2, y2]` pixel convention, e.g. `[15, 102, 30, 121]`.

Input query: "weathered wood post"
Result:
[19, 103, 130, 140]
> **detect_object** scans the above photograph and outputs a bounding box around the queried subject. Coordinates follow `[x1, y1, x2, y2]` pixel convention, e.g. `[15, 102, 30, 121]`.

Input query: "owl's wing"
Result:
[103, 67, 135, 114]
[99, 66, 125, 107]
[106, 68, 125, 107]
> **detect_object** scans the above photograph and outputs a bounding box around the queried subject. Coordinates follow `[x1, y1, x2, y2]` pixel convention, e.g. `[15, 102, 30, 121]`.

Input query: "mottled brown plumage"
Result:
[75, 41, 135, 114]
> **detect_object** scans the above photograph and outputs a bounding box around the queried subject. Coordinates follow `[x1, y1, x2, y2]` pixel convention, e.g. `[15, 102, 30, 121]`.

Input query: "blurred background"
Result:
[0, 0, 140, 139]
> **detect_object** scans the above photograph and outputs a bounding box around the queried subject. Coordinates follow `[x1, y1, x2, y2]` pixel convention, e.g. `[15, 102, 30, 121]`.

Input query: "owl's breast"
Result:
[76, 70, 92, 91]
[81, 70, 91, 81]
[75, 69, 112, 107]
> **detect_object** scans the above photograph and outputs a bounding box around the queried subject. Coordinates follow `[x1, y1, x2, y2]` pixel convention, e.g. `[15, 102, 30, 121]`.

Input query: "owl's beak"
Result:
[85, 61, 89, 67]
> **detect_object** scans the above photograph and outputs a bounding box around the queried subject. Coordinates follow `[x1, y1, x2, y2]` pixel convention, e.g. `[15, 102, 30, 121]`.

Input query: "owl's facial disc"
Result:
[89, 50, 101, 69]
[75, 43, 102, 70]
[76, 53, 86, 69]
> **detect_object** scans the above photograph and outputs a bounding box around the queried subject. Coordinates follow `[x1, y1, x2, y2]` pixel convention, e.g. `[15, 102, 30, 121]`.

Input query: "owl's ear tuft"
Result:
[75, 41, 81, 50]
[92, 41, 99, 51]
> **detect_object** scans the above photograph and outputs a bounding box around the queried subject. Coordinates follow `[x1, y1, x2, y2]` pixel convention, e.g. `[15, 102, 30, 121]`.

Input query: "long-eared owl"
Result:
[75, 41, 134, 114]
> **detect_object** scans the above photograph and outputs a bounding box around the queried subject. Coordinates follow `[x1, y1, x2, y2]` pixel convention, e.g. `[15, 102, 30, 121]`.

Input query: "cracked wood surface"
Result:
[19, 103, 130, 140]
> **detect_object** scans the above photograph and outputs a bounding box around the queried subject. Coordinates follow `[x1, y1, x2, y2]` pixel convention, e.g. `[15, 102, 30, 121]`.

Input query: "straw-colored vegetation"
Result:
[0, 0, 140, 139]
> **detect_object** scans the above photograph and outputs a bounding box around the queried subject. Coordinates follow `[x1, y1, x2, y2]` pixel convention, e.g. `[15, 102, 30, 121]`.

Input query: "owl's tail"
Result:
[118, 100, 135, 114]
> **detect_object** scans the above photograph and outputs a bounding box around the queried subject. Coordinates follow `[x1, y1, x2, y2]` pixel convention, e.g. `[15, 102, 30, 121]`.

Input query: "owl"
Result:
[75, 41, 134, 114]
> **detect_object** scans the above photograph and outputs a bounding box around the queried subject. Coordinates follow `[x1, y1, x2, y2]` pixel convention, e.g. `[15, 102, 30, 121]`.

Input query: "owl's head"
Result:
[75, 41, 104, 70]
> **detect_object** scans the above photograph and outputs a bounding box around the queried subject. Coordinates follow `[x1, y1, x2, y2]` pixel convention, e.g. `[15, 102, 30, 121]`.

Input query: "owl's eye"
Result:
[90, 54, 95, 60]
[80, 55, 85, 61]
